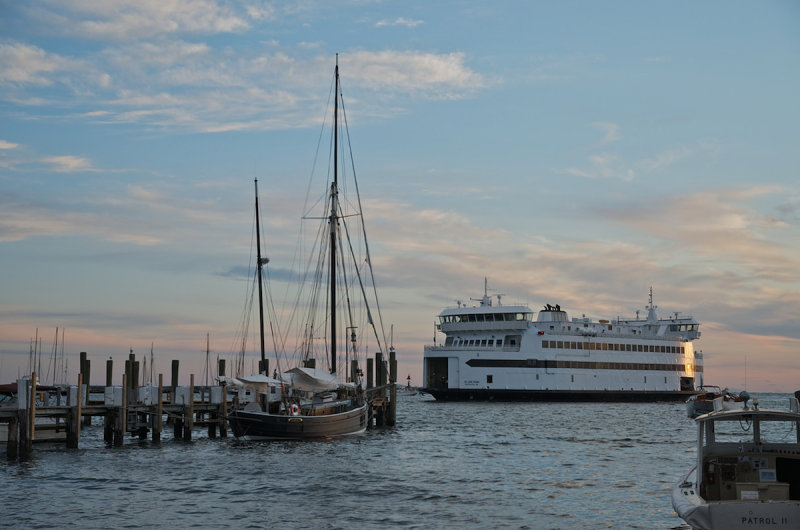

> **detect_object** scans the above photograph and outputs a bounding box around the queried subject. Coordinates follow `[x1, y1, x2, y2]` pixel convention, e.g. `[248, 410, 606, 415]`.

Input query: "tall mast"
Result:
[255, 178, 268, 373]
[329, 55, 339, 375]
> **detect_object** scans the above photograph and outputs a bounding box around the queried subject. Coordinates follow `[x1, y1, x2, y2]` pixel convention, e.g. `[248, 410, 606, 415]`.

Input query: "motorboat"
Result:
[672, 395, 800, 529]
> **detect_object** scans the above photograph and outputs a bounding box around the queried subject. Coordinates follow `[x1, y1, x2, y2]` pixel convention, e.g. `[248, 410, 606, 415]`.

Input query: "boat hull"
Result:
[673, 469, 800, 530]
[228, 403, 368, 440]
[422, 387, 696, 402]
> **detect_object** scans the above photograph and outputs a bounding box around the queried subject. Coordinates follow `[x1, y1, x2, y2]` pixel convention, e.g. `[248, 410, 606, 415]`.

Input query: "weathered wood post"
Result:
[67, 374, 83, 448]
[350, 360, 359, 384]
[374, 353, 385, 426]
[117, 373, 127, 447]
[388, 350, 397, 427]
[367, 358, 374, 389]
[7, 414, 19, 459]
[219, 382, 227, 438]
[131, 357, 139, 395]
[16, 379, 27, 458]
[12, 378, 29, 459]
[376, 352, 385, 387]
[170, 359, 179, 403]
[207, 380, 216, 439]
[152, 373, 162, 442]
[28, 371, 37, 449]
[183, 374, 194, 441]
[106, 358, 113, 387]
[80, 352, 91, 426]
[104, 358, 113, 443]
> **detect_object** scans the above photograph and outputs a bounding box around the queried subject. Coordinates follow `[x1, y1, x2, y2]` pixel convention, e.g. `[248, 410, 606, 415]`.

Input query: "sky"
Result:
[1, 1, 799, 392]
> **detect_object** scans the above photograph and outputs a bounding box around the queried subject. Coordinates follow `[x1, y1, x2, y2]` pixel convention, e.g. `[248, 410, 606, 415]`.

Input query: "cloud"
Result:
[641, 146, 692, 172]
[1, 37, 484, 132]
[0, 140, 20, 149]
[598, 186, 800, 285]
[345, 51, 484, 97]
[591, 121, 620, 145]
[376, 17, 424, 28]
[564, 153, 635, 181]
[42, 155, 94, 172]
[0, 43, 84, 86]
[30, 0, 251, 40]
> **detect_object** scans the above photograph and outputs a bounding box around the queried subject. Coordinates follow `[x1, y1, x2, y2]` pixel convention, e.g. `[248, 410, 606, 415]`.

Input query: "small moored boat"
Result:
[672, 396, 800, 529]
[686, 385, 748, 418]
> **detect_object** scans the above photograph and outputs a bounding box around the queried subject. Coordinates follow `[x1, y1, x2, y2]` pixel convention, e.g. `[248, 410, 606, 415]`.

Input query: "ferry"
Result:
[422, 283, 703, 401]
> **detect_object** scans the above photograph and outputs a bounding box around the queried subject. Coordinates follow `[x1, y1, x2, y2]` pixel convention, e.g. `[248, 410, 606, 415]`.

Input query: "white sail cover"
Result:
[217, 374, 282, 391]
[284, 367, 339, 393]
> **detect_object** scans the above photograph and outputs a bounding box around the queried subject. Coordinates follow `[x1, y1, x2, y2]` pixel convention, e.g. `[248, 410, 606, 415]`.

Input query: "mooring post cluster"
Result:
[2, 351, 228, 459]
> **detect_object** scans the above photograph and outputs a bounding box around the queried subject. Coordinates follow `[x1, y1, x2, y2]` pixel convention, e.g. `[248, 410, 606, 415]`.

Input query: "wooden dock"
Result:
[2, 350, 397, 458]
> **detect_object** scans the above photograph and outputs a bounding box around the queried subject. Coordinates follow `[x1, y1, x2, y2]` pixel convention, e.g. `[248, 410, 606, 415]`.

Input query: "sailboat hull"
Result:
[228, 403, 368, 440]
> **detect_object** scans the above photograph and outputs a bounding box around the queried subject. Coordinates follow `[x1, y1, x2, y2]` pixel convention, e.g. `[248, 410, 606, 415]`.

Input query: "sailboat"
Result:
[227, 57, 385, 440]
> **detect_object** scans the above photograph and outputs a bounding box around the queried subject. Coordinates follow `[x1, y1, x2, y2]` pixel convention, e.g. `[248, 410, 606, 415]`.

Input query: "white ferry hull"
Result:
[425, 387, 697, 402]
[423, 288, 703, 402]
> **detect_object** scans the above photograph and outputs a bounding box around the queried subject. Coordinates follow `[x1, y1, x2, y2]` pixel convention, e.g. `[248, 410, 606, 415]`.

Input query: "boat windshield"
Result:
[707, 417, 800, 445]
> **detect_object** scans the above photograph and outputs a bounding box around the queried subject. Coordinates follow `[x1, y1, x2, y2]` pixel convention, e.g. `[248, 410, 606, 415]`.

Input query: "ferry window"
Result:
[577, 342, 583, 350]
[445, 336, 454, 346]
[542, 341, 549, 349]
[608, 325, 612, 331]
[625, 344, 631, 352]
[681, 346, 685, 354]
[557, 341, 564, 348]
[516, 313, 525, 321]
[570, 341, 576, 349]
[488, 339, 494, 346]
[503, 313, 512, 321]
[486, 375, 493, 384]
[481, 340, 487, 347]
[497, 340, 503, 346]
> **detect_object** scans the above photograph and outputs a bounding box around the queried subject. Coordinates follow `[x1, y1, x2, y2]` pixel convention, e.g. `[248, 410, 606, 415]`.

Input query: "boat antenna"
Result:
[329, 54, 339, 375]
[254, 178, 269, 374]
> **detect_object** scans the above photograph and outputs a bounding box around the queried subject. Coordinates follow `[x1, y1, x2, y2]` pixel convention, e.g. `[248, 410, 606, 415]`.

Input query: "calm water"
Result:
[2, 393, 792, 529]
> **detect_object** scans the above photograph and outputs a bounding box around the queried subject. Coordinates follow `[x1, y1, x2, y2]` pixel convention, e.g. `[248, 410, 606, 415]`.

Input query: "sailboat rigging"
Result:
[227, 56, 385, 440]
